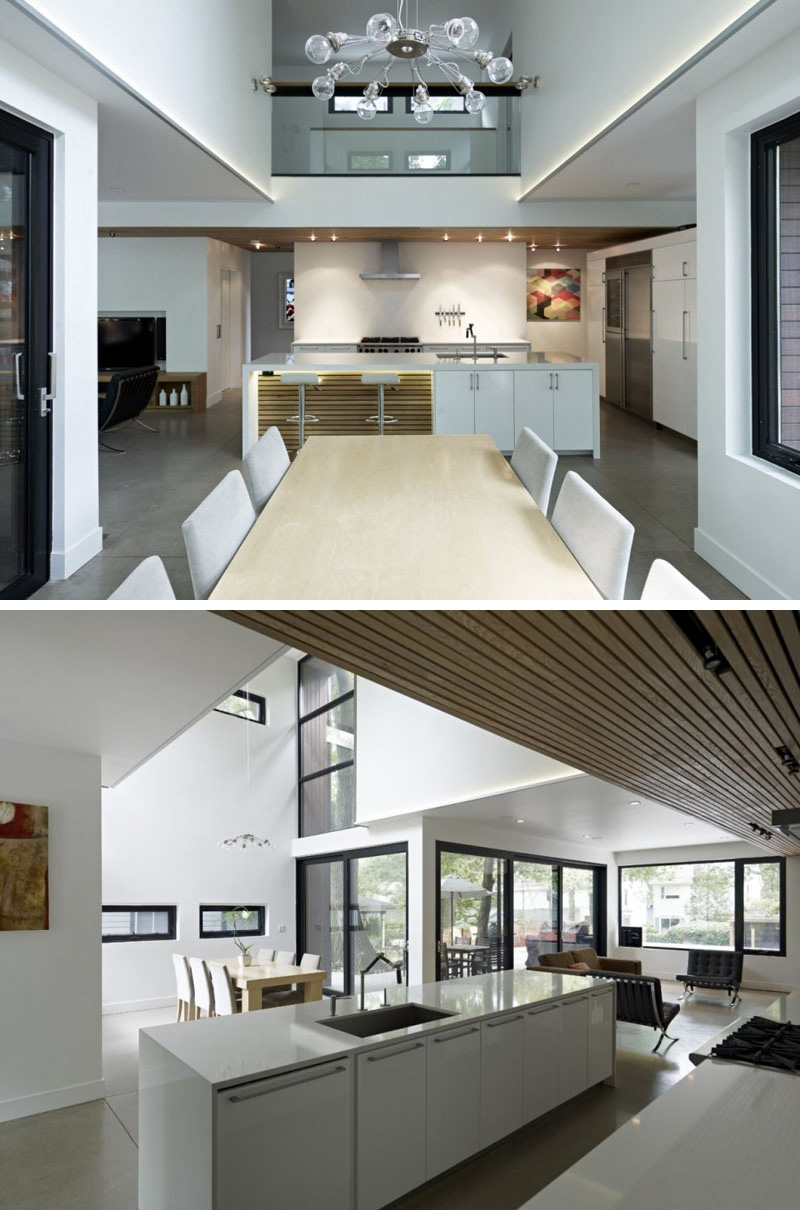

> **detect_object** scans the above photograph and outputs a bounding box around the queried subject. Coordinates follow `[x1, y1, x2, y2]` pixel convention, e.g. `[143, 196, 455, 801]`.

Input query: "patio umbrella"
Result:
[355, 895, 395, 949]
[440, 874, 490, 945]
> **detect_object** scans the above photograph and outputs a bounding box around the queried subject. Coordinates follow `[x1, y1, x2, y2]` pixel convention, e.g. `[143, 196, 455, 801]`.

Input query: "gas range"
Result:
[711, 1017, 800, 1074]
[358, 337, 423, 354]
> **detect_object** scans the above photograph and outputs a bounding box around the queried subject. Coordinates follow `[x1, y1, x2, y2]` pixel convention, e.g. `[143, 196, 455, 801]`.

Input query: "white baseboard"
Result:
[50, 526, 104, 581]
[694, 527, 786, 600]
[0, 1078, 105, 1124]
[206, 390, 224, 408]
[103, 996, 174, 1015]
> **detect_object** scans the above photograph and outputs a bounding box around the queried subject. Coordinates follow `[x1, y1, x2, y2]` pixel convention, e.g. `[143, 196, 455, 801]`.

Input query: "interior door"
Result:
[0, 110, 52, 598]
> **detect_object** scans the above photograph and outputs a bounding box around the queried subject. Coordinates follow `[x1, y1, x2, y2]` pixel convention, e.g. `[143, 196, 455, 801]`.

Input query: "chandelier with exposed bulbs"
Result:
[305, 2, 514, 124]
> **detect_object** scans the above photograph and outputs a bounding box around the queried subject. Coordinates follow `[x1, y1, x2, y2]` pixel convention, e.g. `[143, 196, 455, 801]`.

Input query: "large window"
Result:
[619, 858, 785, 954]
[102, 906, 176, 942]
[752, 110, 800, 474]
[298, 657, 355, 836]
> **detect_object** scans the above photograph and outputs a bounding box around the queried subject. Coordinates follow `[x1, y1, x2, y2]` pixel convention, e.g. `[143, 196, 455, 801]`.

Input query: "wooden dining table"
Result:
[218, 960, 327, 1012]
[210, 434, 602, 601]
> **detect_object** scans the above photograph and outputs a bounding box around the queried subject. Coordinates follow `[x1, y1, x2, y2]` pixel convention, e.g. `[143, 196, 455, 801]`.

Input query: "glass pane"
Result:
[214, 692, 264, 723]
[348, 152, 392, 172]
[513, 862, 558, 969]
[439, 849, 507, 979]
[333, 97, 390, 113]
[300, 697, 355, 777]
[407, 153, 450, 172]
[0, 139, 28, 591]
[427, 96, 466, 113]
[561, 867, 597, 950]
[299, 657, 354, 716]
[778, 135, 800, 451]
[300, 765, 355, 836]
[303, 860, 345, 993]
[606, 277, 622, 329]
[743, 861, 782, 951]
[620, 862, 735, 949]
[201, 907, 261, 935]
[349, 851, 407, 995]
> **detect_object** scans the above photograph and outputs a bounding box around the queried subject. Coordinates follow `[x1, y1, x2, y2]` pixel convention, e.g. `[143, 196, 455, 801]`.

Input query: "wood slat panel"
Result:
[216, 609, 800, 856]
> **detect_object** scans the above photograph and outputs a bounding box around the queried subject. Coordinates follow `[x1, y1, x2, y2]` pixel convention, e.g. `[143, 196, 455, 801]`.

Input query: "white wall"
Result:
[0, 34, 102, 580]
[356, 678, 580, 824]
[514, 0, 767, 194]
[695, 23, 800, 599]
[0, 739, 102, 1122]
[206, 238, 251, 404]
[613, 842, 800, 993]
[16, 0, 273, 194]
[250, 250, 294, 358]
[294, 240, 526, 343]
[102, 656, 298, 1014]
[526, 248, 589, 357]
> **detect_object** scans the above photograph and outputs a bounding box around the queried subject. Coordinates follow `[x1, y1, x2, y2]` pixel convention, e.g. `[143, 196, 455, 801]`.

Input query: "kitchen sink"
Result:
[435, 352, 509, 360]
[319, 1003, 456, 1038]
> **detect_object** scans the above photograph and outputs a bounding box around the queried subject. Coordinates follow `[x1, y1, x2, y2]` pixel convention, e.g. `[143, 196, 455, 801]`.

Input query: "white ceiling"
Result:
[0, 612, 285, 786]
[426, 774, 740, 853]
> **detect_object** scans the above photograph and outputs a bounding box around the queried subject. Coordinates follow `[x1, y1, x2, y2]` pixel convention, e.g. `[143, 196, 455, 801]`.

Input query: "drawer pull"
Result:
[367, 1042, 425, 1062]
[433, 1027, 480, 1043]
[486, 1015, 524, 1029]
[228, 1064, 346, 1102]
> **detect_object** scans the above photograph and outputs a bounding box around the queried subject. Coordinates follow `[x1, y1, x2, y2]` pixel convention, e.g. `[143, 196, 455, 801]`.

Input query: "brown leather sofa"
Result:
[529, 947, 642, 977]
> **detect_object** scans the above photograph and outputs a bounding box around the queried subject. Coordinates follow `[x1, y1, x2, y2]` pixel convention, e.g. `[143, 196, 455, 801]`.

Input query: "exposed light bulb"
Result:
[357, 98, 378, 121]
[312, 74, 335, 101]
[446, 17, 480, 49]
[464, 89, 486, 114]
[305, 34, 333, 65]
[366, 12, 397, 42]
[487, 56, 514, 85]
[414, 101, 434, 125]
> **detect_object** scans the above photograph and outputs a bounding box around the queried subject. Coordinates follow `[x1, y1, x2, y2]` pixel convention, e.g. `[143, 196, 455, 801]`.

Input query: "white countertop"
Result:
[246, 351, 595, 372]
[140, 970, 594, 1089]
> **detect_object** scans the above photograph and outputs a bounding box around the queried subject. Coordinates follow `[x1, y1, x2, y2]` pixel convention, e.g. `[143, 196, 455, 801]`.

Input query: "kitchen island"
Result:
[242, 351, 600, 460]
[139, 970, 615, 1210]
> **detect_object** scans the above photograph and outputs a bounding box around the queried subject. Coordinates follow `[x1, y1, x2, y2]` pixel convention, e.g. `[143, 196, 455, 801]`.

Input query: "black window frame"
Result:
[618, 857, 786, 957]
[404, 95, 467, 115]
[101, 905, 177, 943]
[214, 689, 266, 725]
[328, 95, 394, 115]
[752, 108, 800, 476]
[198, 904, 266, 940]
[298, 655, 356, 838]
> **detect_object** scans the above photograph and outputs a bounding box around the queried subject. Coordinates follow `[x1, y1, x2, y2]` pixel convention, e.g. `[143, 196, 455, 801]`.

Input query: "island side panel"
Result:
[139, 1033, 214, 1210]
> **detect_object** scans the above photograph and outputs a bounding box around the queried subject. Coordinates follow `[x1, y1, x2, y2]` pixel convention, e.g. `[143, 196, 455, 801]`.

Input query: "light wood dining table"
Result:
[210, 434, 602, 601]
[219, 960, 327, 1012]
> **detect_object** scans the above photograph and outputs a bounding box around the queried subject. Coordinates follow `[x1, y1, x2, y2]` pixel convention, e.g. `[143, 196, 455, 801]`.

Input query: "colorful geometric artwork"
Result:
[527, 268, 581, 321]
[0, 801, 49, 931]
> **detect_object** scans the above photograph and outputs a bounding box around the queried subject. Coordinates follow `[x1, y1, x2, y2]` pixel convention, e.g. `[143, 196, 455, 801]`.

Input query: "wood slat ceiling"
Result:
[218, 609, 800, 856]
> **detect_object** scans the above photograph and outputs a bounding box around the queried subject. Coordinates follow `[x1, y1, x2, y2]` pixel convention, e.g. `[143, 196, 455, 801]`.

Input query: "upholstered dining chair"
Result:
[551, 471, 635, 600]
[189, 957, 215, 1018]
[208, 962, 239, 1016]
[256, 948, 276, 963]
[244, 426, 290, 512]
[181, 470, 257, 599]
[108, 556, 176, 601]
[640, 558, 708, 601]
[172, 954, 195, 1022]
[510, 427, 559, 515]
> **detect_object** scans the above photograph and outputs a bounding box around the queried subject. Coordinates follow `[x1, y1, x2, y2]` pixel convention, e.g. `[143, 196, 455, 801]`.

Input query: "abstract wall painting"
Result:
[527, 268, 581, 321]
[0, 801, 49, 931]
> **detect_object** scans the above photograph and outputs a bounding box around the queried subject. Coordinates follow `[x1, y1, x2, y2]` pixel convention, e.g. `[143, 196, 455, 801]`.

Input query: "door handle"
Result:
[40, 352, 57, 417]
[682, 312, 689, 361]
[227, 1064, 347, 1102]
[14, 352, 24, 401]
[602, 309, 606, 344]
[366, 1042, 425, 1062]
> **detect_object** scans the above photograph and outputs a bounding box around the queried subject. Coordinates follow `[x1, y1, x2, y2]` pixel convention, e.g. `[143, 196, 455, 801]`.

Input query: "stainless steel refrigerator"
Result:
[605, 264, 653, 420]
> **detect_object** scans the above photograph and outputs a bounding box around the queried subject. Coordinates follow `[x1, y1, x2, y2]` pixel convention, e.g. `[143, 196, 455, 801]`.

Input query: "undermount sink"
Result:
[319, 1003, 457, 1038]
[435, 352, 508, 360]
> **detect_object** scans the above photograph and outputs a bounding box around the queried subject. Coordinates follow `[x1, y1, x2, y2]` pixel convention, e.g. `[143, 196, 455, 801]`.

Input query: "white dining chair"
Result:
[256, 948, 276, 963]
[172, 954, 195, 1022]
[181, 470, 257, 599]
[244, 427, 290, 513]
[274, 950, 296, 965]
[189, 957, 215, 1018]
[640, 558, 708, 601]
[551, 471, 635, 600]
[510, 427, 559, 515]
[208, 962, 239, 1016]
[109, 556, 176, 601]
[263, 954, 321, 1008]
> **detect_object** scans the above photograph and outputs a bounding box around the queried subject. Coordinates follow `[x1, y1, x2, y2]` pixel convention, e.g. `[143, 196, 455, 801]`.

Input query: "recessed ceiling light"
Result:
[251, 241, 263, 250]
[516, 819, 525, 824]
[628, 801, 641, 806]
[443, 233, 450, 241]
[506, 232, 514, 242]
[310, 233, 317, 241]
[477, 233, 483, 243]
[331, 233, 338, 242]
[529, 243, 537, 251]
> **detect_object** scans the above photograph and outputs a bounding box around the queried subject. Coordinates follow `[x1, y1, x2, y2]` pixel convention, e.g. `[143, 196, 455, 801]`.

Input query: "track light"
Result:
[668, 612, 731, 675]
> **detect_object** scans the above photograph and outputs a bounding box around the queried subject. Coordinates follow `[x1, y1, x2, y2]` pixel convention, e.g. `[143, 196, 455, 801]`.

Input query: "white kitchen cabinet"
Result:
[558, 996, 590, 1103]
[652, 240, 697, 282]
[435, 371, 475, 435]
[215, 1058, 354, 1210]
[357, 1040, 427, 1210]
[474, 369, 515, 451]
[588, 987, 615, 1086]
[426, 1024, 482, 1180]
[480, 1013, 525, 1148]
[652, 277, 697, 440]
[523, 1003, 561, 1123]
[514, 370, 555, 448]
[552, 370, 595, 451]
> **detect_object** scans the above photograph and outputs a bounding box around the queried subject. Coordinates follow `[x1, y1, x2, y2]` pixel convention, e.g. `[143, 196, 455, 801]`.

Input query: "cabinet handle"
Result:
[682, 311, 689, 361]
[549, 372, 553, 390]
[227, 1064, 347, 1102]
[476, 373, 480, 391]
[554, 373, 559, 391]
[367, 1042, 425, 1062]
[469, 373, 474, 391]
[433, 1027, 481, 1043]
[486, 1014, 524, 1029]
[682, 260, 689, 277]
[527, 1006, 558, 1016]
[602, 308, 606, 344]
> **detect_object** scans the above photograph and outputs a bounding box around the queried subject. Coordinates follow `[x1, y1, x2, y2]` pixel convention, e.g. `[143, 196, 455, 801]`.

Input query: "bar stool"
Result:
[282, 372, 320, 449]
[362, 372, 399, 435]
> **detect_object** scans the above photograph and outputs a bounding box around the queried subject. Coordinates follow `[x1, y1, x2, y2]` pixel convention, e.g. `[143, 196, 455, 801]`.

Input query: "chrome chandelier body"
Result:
[305, 3, 514, 123]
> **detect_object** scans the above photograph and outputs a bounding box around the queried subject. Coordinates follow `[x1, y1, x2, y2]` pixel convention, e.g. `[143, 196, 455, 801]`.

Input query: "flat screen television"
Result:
[98, 316, 159, 371]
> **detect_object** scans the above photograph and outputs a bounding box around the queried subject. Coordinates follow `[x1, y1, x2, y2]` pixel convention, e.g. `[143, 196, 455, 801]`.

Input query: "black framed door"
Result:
[0, 109, 53, 599]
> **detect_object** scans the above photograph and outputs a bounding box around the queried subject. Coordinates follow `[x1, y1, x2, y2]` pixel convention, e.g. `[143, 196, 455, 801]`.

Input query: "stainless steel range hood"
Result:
[360, 241, 420, 280]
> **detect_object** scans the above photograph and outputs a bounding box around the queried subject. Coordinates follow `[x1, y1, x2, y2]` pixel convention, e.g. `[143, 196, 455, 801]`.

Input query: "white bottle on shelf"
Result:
[158, 388, 167, 407]
[169, 388, 179, 407]
[180, 384, 189, 407]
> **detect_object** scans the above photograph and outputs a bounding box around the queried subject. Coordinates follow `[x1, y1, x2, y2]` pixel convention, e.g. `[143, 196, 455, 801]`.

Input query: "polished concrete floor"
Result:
[0, 983, 776, 1210]
[34, 395, 744, 601]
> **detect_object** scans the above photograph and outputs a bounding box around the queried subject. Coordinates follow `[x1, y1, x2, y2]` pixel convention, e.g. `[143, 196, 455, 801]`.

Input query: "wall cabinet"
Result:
[426, 1025, 482, 1179]
[558, 995, 590, 1102]
[480, 1014, 525, 1148]
[356, 1041, 427, 1210]
[215, 1058, 354, 1210]
[523, 1003, 561, 1123]
[652, 241, 696, 283]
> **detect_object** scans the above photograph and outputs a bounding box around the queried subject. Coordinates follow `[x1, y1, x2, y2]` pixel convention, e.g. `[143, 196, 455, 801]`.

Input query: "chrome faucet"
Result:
[360, 952, 404, 1011]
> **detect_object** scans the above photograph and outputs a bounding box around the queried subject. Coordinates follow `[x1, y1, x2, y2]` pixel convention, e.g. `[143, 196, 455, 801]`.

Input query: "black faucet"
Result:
[465, 323, 477, 357]
[360, 952, 404, 1010]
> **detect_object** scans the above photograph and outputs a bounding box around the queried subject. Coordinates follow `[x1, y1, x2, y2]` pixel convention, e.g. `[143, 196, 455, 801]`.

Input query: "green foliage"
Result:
[686, 864, 734, 923]
[646, 922, 731, 946]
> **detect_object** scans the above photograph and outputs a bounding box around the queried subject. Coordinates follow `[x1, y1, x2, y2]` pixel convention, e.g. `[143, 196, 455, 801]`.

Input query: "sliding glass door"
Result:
[560, 866, 598, 950]
[512, 861, 559, 969]
[0, 110, 53, 598]
[439, 848, 509, 978]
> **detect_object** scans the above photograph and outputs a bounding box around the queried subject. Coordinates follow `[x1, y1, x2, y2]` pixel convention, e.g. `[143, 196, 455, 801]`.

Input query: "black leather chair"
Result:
[676, 950, 743, 1007]
[98, 366, 160, 453]
[605, 972, 681, 1053]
